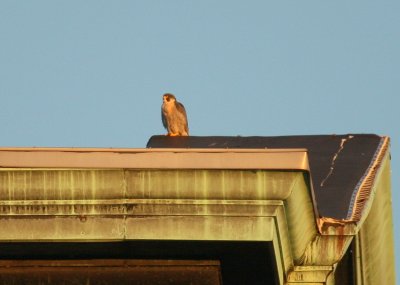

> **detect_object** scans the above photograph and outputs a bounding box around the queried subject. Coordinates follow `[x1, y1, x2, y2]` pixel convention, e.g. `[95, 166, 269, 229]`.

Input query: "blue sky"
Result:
[1, 0, 399, 279]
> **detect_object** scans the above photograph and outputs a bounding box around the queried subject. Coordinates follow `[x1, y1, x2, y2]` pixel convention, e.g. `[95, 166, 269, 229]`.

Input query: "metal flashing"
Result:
[0, 147, 309, 170]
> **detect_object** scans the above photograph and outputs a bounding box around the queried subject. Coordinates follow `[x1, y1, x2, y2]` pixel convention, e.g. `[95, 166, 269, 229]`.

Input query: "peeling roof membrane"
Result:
[346, 137, 389, 220]
[147, 134, 389, 220]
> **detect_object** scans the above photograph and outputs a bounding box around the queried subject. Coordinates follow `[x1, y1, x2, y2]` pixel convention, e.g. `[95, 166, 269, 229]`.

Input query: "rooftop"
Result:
[147, 134, 389, 221]
[0, 133, 394, 284]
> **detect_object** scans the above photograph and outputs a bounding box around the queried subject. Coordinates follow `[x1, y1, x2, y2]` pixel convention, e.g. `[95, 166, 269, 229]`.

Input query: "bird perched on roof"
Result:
[161, 93, 189, 136]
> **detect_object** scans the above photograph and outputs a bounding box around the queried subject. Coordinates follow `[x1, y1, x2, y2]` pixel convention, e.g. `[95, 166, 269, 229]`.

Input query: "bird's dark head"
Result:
[163, 93, 176, 103]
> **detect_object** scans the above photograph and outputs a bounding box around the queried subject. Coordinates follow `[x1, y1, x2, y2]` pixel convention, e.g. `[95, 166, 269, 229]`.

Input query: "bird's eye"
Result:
[166, 98, 170, 102]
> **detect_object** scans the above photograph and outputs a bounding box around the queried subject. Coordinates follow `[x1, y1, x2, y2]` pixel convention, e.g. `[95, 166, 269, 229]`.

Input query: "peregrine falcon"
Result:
[161, 93, 189, 136]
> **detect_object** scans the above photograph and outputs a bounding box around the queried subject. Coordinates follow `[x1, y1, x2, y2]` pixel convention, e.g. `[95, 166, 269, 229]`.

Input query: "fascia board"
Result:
[0, 148, 309, 170]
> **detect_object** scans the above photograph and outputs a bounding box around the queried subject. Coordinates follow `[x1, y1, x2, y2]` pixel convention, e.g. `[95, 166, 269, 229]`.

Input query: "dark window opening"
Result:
[334, 240, 355, 285]
[0, 241, 278, 285]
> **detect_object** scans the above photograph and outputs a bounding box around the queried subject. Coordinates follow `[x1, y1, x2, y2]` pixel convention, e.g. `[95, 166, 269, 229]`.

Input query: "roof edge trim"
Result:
[0, 148, 309, 170]
[0, 147, 306, 153]
[346, 136, 390, 221]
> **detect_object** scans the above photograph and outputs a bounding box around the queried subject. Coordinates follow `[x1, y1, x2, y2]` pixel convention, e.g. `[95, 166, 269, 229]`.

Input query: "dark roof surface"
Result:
[147, 134, 387, 220]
